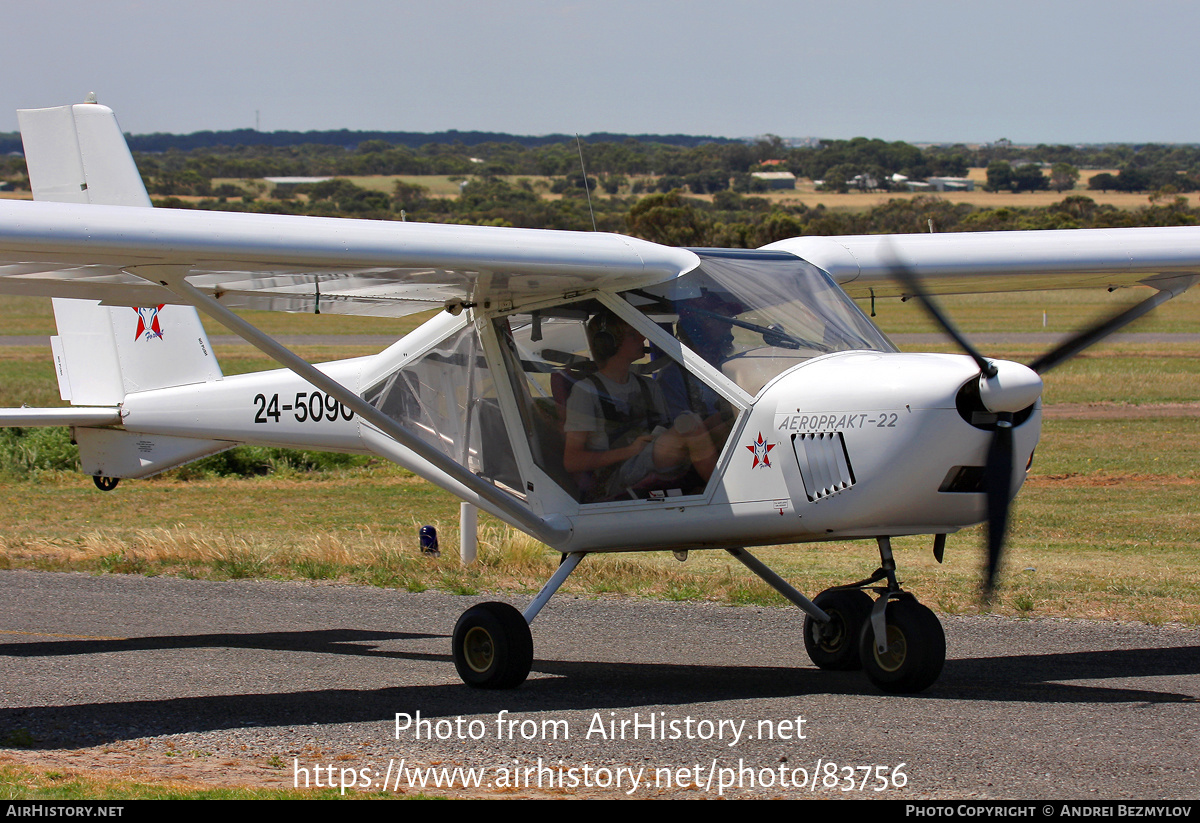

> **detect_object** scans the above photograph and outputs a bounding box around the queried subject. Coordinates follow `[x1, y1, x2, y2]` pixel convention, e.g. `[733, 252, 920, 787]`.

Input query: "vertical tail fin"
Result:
[19, 99, 221, 406]
[19, 96, 152, 208]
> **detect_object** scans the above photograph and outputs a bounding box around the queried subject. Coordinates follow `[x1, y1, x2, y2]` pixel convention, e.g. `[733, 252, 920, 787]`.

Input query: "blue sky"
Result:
[3, 0, 1196, 144]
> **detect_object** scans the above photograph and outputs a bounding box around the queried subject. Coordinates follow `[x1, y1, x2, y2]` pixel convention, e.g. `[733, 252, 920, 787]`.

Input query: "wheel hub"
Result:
[815, 613, 848, 650]
[462, 626, 495, 673]
[873, 625, 907, 672]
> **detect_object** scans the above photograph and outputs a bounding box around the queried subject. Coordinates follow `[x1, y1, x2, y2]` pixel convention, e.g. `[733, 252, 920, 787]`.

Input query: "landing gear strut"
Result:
[450, 551, 586, 689]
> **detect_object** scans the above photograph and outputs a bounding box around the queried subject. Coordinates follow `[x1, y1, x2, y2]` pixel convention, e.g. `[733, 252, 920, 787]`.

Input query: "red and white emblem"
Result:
[746, 432, 776, 469]
[133, 305, 166, 341]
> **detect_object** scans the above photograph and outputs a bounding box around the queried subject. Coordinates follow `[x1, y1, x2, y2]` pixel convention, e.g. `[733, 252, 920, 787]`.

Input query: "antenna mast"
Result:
[576, 134, 597, 232]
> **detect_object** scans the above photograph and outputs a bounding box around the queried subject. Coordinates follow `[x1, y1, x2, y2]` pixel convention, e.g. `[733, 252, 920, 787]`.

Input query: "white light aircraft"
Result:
[0, 100, 1195, 693]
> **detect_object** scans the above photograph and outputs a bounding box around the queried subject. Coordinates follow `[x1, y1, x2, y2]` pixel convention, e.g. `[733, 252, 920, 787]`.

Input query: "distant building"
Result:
[926, 177, 975, 192]
[751, 171, 796, 189]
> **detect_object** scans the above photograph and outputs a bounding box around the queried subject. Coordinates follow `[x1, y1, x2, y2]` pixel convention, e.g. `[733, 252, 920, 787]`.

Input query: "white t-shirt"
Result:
[563, 372, 669, 451]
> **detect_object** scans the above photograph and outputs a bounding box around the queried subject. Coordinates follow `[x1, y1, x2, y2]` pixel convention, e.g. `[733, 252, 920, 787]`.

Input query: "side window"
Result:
[494, 314, 591, 502]
[363, 324, 523, 496]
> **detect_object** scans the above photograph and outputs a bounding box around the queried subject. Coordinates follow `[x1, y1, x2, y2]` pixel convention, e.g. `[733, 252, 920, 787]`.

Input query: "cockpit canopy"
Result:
[635, 250, 896, 395]
[363, 249, 894, 507]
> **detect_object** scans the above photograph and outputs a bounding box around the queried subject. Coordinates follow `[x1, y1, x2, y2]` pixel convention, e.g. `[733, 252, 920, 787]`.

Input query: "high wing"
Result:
[0, 198, 699, 316]
[767, 230, 1200, 299]
[2, 201, 1199, 316]
[2, 103, 697, 315]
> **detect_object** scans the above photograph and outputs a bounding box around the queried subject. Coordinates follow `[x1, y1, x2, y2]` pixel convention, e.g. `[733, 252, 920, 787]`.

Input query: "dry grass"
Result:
[737, 168, 1195, 212]
[0, 461, 1194, 626]
[0, 761, 372, 799]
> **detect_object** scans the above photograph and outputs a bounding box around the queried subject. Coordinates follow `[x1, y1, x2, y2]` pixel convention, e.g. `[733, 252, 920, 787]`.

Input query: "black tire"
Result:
[803, 588, 873, 671]
[452, 602, 533, 689]
[858, 597, 945, 694]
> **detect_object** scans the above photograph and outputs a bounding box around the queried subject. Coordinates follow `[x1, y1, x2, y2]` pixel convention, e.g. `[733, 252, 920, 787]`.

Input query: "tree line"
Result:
[148, 173, 1199, 249]
[5, 128, 1200, 194]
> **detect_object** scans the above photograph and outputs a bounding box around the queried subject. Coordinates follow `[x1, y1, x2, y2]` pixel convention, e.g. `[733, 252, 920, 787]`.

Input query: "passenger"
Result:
[658, 292, 739, 442]
[563, 311, 718, 502]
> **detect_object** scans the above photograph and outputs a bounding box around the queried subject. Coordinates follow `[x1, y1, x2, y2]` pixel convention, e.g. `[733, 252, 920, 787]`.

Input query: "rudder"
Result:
[19, 98, 222, 406]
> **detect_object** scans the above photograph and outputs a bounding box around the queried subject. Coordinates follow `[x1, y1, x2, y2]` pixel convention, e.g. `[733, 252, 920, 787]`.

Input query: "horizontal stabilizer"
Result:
[78, 428, 235, 480]
[50, 300, 222, 405]
[0, 407, 121, 427]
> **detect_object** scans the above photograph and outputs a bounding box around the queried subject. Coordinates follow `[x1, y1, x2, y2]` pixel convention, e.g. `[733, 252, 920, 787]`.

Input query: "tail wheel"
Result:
[804, 588, 873, 670]
[452, 602, 533, 689]
[859, 598, 945, 694]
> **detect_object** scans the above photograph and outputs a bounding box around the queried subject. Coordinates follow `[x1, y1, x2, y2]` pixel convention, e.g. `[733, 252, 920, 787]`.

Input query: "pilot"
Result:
[563, 311, 718, 502]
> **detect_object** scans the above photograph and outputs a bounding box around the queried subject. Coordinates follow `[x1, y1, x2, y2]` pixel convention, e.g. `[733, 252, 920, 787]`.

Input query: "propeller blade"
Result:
[885, 245, 1013, 595]
[1028, 287, 1178, 374]
[982, 415, 1014, 594]
[888, 253, 997, 378]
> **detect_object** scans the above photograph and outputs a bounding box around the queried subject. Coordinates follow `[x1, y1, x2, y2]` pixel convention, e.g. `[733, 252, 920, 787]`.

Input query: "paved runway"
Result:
[1, 570, 1196, 798]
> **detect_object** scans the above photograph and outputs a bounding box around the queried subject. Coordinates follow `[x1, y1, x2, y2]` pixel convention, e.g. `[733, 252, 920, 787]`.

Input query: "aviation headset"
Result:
[589, 311, 623, 363]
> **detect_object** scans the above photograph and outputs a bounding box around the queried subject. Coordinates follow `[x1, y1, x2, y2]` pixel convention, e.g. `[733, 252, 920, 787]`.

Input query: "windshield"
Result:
[630, 250, 895, 395]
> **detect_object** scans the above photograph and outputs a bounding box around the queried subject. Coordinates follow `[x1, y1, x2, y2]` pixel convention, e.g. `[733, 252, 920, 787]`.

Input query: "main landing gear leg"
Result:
[727, 546, 896, 670]
[451, 551, 587, 689]
[725, 548, 830, 623]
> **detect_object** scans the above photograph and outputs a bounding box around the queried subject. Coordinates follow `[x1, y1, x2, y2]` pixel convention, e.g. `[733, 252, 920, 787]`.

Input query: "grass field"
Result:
[0, 763, 378, 800]
[738, 168, 1195, 212]
[324, 171, 1200, 213]
[325, 167, 1200, 212]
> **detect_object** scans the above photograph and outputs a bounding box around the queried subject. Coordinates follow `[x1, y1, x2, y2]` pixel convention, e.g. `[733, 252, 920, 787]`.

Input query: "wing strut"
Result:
[1029, 274, 1198, 374]
[157, 271, 571, 547]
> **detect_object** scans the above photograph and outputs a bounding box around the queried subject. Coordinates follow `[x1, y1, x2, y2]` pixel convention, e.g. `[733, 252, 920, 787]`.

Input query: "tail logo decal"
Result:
[133, 305, 165, 341]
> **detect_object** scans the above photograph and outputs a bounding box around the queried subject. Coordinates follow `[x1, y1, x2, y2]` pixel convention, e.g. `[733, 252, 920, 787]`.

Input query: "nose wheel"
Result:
[801, 536, 946, 692]
[858, 595, 945, 694]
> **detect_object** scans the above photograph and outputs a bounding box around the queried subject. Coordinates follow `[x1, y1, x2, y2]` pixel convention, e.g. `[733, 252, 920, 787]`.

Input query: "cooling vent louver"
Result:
[791, 432, 855, 501]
